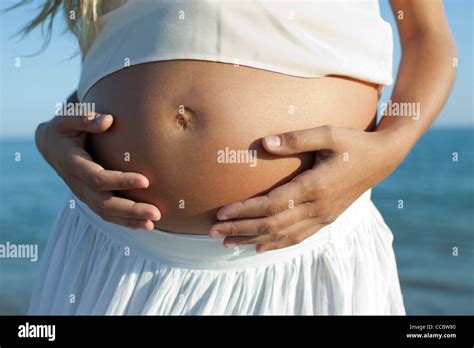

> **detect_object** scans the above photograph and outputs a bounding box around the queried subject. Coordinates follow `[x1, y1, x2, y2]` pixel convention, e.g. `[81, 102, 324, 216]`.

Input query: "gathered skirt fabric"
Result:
[28, 189, 405, 315]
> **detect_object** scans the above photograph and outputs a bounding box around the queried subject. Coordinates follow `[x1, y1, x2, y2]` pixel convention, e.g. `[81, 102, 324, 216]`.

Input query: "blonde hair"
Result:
[11, 0, 121, 55]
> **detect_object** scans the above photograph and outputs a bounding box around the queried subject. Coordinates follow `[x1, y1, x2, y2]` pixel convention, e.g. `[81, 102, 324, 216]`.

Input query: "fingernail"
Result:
[224, 242, 237, 248]
[265, 135, 281, 148]
[209, 230, 222, 238]
[132, 179, 148, 188]
[92, 114, 105, 125]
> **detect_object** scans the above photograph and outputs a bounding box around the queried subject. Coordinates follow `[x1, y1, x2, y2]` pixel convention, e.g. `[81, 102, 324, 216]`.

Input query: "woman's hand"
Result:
[35, 114, 161, 230]
[209, 125, 406, 252]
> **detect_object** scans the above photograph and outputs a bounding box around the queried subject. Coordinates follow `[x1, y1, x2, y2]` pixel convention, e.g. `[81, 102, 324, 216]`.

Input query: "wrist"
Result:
[369, 128, 411, 181]
[35, 121, 56, 168]
[375, 123, 416, 160]
[35, 122, 48, 157]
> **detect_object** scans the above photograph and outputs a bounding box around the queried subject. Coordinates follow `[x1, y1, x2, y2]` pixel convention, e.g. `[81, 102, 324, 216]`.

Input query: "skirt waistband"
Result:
[73, 189, 373, 270]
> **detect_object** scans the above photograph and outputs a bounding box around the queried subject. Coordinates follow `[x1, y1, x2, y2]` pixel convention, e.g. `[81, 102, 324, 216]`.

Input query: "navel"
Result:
[174, 105, 196, 130]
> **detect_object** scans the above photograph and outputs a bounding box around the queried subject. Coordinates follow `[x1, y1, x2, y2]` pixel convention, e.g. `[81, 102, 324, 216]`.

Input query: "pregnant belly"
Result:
[84, 60, 378, 234]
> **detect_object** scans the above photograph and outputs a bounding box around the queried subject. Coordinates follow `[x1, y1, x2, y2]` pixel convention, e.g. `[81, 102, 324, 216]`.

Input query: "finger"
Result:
[262, 125, 339, 156]
[69, 179, 156, 230]
[100, 215, 155, 231]
[223, 213, 322, 247]
[216, 179, 310, 220]
[211, 201, 316, 237]
[52, 112, 114, 134]
[96, 195, 161, 221]
[68, 149, 150, 191]
[51, 113, 114, 134]
[256, 218, 325, 253]
[69, 176, 160, 221]
[222, 235, 269, 248]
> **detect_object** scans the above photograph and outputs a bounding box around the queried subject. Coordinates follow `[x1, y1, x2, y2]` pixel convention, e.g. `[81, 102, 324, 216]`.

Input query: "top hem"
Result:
[78, 54, 392, 101]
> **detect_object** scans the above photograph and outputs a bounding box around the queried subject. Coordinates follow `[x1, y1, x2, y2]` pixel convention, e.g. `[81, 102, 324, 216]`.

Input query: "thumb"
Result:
[53, 113, 114, 134]
[262, 125, 336, 155]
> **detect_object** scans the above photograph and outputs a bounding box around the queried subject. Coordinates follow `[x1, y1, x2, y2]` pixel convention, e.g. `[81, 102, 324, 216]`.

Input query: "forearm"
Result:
[376, 32, 457, 160]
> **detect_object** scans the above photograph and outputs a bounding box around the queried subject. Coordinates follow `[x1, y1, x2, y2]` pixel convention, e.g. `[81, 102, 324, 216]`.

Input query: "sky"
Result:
[1, 0, 473, 139]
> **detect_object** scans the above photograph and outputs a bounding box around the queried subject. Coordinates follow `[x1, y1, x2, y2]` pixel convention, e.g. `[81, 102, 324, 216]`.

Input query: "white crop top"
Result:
[78, 0, 393, 101]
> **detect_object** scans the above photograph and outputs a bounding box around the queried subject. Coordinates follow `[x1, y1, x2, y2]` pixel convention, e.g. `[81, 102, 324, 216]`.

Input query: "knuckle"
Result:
[128, 203, 140, 218]
[119, 177, 131, 190]
[305, 202, 318, 218]
[284, 132, 301, 149]
[258, 220, 278, 235]
[312, 180, 328, 199]
[91, 171, 105, 190]
[275, 231, 289, 242]
[295, 176, 314, 201]
[322, 125, 336, 144]
[264, 200, 280, 217]
[288, 234, 303, 244]
[227, 221, 238, 237]
[231, 202, 245, 219]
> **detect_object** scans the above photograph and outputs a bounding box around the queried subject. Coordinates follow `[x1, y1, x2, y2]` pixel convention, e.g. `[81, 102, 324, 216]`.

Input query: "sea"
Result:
[0, 128, 473, 314]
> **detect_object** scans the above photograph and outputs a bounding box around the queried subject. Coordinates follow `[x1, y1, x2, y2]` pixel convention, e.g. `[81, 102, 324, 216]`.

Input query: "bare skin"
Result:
[35, 0, 456, 251]
[210, 0, 457, 252]
[84, 61, 378, 233]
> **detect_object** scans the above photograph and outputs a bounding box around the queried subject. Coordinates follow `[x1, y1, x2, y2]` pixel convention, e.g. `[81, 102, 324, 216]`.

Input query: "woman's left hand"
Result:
[209, 125, 405, 252]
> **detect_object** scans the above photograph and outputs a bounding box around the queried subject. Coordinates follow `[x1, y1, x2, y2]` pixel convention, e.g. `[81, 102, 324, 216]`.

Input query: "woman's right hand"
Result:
[35, 113, 161, 230]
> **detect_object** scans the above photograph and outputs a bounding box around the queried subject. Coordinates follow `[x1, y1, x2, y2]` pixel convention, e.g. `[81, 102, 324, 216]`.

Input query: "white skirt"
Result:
[28, 189, 405, 315]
